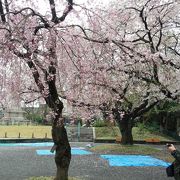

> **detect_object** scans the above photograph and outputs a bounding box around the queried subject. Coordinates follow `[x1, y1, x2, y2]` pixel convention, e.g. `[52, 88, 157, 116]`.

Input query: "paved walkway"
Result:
[0, 142, 175, 180]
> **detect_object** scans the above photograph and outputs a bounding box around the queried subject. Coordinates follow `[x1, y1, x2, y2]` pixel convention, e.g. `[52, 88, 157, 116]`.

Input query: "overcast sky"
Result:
[23, 0, 111, 23]
[32, 0, 111, 14]
[74, 0, 110, 6]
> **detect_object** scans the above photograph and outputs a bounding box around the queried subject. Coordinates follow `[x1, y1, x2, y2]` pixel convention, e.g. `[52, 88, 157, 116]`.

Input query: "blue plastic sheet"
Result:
[0, 142, 54, 147]
[37, 148, 92, 155]
[101, 155, 170, 167]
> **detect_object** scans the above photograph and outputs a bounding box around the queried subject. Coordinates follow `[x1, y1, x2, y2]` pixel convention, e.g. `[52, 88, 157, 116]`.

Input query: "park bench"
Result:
[144, 138, 160, 143]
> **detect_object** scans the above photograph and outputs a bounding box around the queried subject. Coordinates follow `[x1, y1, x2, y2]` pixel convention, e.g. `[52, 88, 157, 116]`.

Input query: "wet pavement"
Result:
[0, 142, 175, 180]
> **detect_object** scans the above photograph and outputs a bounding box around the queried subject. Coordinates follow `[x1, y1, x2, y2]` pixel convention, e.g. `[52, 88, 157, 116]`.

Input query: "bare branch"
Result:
[4, 0, 9, 14]
[156, 18, 163, 51]
[0, 0, 6, 22]
[48, 0, 73, 24]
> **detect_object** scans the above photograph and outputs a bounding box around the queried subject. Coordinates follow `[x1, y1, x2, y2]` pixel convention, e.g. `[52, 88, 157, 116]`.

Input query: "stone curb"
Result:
[0, 138, 179, 145]
[94, 139, 180, 145]
[0, 138, 53, 143]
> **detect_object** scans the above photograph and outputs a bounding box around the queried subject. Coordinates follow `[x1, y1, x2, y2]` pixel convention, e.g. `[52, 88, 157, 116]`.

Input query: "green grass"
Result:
[0, 125, 176, 141]
[95, 126, 176, 141]
[27, 177, 53, 180]
[0, 125, 52, 138]
[91, 144, 160, 154]
[95, 126, 119, 139]
[27, 177, 81, 180]
[133, 127, 175, 141]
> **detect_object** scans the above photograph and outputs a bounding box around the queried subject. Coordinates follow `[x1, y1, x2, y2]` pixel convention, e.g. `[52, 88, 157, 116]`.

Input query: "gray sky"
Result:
[34, 0, 111, 14]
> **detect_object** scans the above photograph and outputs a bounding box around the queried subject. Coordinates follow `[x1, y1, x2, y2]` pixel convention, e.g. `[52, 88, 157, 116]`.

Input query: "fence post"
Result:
[45, 133, 47, 139]
[77, 121, 81, 141]
[5, 132, 7, 138]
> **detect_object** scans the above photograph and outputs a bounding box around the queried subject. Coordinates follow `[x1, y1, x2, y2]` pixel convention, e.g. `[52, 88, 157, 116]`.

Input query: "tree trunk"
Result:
[118, 118, 133, 145]
[52, 125, 71, 180]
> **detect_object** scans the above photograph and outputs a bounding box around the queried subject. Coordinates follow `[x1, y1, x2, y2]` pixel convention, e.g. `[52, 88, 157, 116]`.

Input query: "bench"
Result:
[144, 138, 160, 143]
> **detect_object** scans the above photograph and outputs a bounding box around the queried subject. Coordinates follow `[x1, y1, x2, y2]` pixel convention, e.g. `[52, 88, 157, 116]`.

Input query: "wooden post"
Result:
[45, 133, 47, 139]
[5, 132, 7, 138]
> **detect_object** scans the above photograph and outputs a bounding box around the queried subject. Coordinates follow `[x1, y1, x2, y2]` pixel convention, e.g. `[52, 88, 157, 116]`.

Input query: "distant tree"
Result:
[63, 0, 180, 144]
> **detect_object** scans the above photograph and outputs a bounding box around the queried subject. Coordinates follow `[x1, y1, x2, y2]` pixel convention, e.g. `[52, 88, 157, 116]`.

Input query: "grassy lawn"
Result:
[91, 144, 160, 154]
[27, 177, 81, 180]
[0, 125, 176, 141]
[91, 144, 174, 162]
[95, 126, 176, 141]
[0, 125, 52, 138]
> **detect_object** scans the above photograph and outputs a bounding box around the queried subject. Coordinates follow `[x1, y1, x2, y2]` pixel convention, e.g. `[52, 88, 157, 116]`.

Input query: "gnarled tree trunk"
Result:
[112, 107, 134, 145]
[52, 124, 71, 180]
[118, 118, 133, 145]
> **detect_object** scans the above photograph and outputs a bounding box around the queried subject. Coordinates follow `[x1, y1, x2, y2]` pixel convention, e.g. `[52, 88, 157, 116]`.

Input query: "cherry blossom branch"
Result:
[22, 96, 42, 104]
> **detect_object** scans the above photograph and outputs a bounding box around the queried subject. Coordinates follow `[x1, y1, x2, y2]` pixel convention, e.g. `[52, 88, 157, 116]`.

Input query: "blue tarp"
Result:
[37, 148, 92, 155]
[0, 142, 54, 147]
[101, 155, 170, 167]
